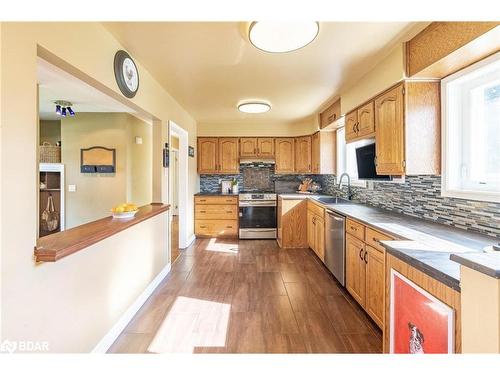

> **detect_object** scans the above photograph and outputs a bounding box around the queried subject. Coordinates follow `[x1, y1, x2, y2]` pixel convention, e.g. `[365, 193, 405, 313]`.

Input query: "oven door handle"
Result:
[239, 202, 277, 207]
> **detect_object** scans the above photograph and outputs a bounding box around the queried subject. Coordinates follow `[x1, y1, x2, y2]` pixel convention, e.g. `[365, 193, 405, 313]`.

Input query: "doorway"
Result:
[169, 121, 189, 263]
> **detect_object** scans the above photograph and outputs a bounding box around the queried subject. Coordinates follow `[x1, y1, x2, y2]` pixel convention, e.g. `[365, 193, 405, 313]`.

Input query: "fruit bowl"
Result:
[112, 210, 138, 219]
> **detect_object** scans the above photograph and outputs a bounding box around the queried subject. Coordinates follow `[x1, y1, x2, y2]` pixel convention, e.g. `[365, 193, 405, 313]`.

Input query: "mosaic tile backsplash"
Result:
[200, 169, 500, 238]
[325, 175, 500, 239]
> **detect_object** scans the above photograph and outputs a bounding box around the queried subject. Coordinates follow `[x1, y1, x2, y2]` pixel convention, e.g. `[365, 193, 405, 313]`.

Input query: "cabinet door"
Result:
[218, 138, 239, 174]
[375, 84, 405, 175]
[275, 138, 295, 174]
[240, 138, 258, 157]
[357, 101, 375, 137]
[365, 245, 385, 328]
[314, 215, 325, 262]
[257, 138, 274, 157]
[311, 131, 320, 174]
[294, 136, 312, 173]
[197, 137, 218, 174]
[307, 210, 315, 251]
[346, 234, 366, 307]
[345, 111, 358, 142]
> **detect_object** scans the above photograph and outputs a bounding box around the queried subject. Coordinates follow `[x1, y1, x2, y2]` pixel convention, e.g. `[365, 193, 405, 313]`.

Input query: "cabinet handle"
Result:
[257, 148, 260, 154]
[350, 226, 356, 231]
[226, 210, 232, 213]
[200, 225, 207, 228]
[254, 148, 257, 154]
[372, 237, 380, 244]
[359, 248, 364, 260]
[374, 156, 378, 167]
[308, 164, 311, 170]
[226, 226, 233, 228]
[200, 210, 206, 213]
[364, 251, 368, 264]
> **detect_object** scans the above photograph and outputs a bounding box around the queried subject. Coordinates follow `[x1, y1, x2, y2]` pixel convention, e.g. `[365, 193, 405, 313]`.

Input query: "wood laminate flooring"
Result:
[108, 238, 382, 353]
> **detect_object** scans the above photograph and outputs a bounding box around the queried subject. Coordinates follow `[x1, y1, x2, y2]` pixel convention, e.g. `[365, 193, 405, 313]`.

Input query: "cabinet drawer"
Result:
[195, 220, 238, 238]
[195, 204, 238, 220]
[346, 218, 365, 240]
[195, 196, 238, 205]
[365, 227, 394, 253]
[307, 199, 325, 219]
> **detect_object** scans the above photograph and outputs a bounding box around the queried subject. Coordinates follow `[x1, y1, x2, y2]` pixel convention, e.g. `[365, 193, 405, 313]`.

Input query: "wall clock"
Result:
[114, 50, 139, 98]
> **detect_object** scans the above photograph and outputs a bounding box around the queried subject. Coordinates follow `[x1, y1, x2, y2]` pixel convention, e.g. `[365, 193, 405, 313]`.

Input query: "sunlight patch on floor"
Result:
[203, 238, 239, 253]
[147, 296, 231, 353]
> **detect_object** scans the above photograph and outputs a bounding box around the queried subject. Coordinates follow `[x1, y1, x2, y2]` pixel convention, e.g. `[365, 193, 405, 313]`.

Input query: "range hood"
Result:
[239, 158, 275, 164]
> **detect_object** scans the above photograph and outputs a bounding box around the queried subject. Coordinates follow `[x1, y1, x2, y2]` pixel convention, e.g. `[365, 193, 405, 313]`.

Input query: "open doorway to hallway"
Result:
[169, 121, 190, 264]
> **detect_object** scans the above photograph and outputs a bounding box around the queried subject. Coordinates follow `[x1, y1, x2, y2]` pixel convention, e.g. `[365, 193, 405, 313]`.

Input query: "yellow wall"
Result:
[61, 112, 152, 229]
[340, 44, 406, 114]
[197, 118, 317, 137]
[39, 120, 61, 145]
[0, 22, 197, 352]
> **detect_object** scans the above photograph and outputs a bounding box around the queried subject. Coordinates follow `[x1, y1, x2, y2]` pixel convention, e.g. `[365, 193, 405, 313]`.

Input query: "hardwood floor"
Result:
[171, 215, 180, 263]
[108, 238, 382, 353]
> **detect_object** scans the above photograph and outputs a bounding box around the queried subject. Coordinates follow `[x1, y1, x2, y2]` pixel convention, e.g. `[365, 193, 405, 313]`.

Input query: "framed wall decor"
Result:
[390, 269, 455, 354]
[188, 146, 195, 158]
[80, 146, 116, 173]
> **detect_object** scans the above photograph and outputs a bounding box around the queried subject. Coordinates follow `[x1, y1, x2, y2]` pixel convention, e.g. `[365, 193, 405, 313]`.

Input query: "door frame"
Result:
[169, 148, 179, 215]
[169, 121, 190, 249]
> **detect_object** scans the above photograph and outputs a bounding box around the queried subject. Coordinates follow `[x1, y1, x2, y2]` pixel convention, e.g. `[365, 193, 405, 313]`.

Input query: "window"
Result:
[442, 52, 500, 203]
[336, 126, 367, 187]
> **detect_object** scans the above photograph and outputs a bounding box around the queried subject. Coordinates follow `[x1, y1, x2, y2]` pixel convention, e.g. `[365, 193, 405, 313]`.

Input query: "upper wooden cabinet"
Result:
[197, 137, 218, 174]
[319, 98, 341, 129]
[374, 85, 405, 175]
[311, 131, 336, 174]
[218, 138, 239, 174]
[239, 137, 258, 157]
[294, 136, 312, 173]
[345, 101, 375, 142]
[257, 138, 274, 157]
[197, 137, 239, 174]
[275, 138, 295, 174]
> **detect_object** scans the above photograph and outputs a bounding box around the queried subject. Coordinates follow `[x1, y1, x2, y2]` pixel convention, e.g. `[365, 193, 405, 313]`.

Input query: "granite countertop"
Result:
[278, 193, 329, 199]
[307, 196, 499, 291]
[450, 252, 500, 279]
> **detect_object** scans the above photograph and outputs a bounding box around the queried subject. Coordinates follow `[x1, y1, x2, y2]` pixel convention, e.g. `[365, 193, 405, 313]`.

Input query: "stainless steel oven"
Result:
[238, 193, 277, 239]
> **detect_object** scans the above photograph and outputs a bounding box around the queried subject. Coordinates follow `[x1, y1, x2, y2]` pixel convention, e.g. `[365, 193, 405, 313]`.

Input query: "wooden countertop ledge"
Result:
[34, 203, 170, 262]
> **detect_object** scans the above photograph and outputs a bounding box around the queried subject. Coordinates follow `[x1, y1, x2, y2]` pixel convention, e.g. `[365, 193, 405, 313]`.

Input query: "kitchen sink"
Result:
[314, 196, 353, 205]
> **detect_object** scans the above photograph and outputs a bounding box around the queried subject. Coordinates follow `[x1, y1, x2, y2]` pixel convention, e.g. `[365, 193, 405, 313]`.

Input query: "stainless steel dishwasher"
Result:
[325, 210, 346, 286]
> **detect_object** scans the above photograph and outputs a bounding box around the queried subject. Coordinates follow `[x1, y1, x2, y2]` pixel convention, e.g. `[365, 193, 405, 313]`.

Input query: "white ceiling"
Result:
[37, 58, 138, 120]
[104, 22, 429, 125]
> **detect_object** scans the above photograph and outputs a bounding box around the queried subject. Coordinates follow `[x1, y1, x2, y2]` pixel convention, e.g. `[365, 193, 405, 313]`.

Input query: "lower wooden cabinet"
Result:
[346, 220, 393, 329]
[346, 233, 366, 306]
[194, 196, 238, 238]
[307, 200, 325, 262]
[277, 197, 308, 248]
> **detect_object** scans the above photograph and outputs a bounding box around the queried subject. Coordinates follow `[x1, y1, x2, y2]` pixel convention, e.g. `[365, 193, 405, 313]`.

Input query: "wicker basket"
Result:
[40, 142, 61, 163]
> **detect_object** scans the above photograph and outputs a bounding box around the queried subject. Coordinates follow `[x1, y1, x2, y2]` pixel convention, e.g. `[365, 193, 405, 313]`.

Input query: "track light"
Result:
[54, 100, 75, 117]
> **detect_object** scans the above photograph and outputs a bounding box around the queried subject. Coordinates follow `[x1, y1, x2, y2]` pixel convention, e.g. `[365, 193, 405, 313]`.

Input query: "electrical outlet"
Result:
[218, 179, 222, 184]
[367, 181, 374, 190]
[68, 184, 76, 192]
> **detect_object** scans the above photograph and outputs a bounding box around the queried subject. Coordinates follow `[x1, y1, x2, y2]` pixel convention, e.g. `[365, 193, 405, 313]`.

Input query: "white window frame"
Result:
[336, 126, 367, 188]
[441, 52, 500, 203]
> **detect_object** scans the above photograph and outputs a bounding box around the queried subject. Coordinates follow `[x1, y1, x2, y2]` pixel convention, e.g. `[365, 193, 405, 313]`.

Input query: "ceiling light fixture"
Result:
[54, 100, 75, 117]
[238, 101, 271, 114]
[248, 21, 319, 53]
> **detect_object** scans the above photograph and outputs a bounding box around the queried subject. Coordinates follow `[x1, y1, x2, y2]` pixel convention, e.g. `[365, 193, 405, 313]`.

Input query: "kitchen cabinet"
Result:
[345, 101, 374, 142]
[197, 137, 218, 174]
[306, 200, 325, 261]
[346, 233, 366, 307]
[319, 98, 341, 129]
[311, 130, 336, 174]
[218, 138, 239, 173]
[345, 219, 395, 329]
[294, 135, 312, 173]
[275, 138, 295, 174]
[374, 85, 405, 175]
[194, 196, 238, 238]
[240, 137, 258, 157]
[277, 196, 308, 248]
[257, 138, 274, 157]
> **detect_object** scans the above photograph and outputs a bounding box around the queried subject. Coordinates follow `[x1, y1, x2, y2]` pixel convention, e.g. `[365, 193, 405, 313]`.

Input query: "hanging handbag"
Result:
[41, 194, 60, 232]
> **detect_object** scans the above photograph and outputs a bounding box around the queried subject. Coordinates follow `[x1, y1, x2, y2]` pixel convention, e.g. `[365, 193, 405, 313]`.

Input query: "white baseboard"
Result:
[91, 263, 172, 353]
[181, 234, 196, 249]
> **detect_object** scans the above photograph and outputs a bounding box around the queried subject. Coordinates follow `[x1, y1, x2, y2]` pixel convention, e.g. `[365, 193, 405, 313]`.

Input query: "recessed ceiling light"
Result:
[248, 21, 319, 53]
[238, 101, 271, 114]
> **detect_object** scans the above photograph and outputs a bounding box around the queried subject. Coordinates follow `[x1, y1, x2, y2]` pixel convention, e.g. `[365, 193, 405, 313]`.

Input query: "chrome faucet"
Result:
[338, 173, 354, 200]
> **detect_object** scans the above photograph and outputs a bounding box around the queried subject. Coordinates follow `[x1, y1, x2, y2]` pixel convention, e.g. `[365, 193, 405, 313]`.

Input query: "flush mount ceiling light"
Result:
[248, 21, 319, 53]
[237, 101, 271, 114]
[54, 100, 75, 117]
